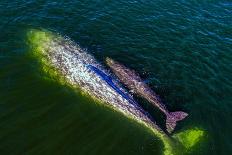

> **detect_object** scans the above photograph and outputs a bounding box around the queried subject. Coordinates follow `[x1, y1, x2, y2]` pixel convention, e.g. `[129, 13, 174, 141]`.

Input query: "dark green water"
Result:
[0, 0, 231, 155]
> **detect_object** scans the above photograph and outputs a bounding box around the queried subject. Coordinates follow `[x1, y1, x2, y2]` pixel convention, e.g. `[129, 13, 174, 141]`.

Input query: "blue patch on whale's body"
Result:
[87, 65, 135, 104]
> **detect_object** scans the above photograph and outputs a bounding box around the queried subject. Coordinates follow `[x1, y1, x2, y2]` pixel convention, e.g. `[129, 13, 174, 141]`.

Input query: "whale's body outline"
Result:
[106, 58, 188, 133]
[28, 29, 204, 155]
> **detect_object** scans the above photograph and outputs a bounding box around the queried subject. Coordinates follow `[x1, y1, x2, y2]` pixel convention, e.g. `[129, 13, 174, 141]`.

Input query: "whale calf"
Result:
[27, 29, 204, 155]
[106, 58, 188, 133]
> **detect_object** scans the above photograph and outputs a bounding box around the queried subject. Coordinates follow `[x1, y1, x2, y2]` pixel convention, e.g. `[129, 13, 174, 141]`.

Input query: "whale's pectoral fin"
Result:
[166, 111, 188, 133]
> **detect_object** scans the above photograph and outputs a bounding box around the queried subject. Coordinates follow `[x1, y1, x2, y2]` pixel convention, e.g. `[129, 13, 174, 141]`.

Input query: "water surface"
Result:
[0, 0, 232, 154]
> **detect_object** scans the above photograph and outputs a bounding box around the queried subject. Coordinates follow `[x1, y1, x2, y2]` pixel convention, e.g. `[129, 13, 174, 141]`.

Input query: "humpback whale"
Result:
[27, 29, 204, 155]
[106, 58, 188, 133]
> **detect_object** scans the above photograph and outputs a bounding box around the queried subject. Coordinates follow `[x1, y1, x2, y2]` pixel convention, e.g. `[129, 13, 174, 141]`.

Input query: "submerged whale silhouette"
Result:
[106, 58, 188, 133]
[27, 29, 204, 155]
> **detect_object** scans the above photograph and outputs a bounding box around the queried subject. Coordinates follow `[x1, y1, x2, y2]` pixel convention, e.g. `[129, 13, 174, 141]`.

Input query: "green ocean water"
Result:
[0, 0, 231, 155]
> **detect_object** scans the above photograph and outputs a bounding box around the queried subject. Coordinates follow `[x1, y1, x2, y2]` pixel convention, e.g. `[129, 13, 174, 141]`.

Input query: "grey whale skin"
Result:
[106, 58, 188, 133]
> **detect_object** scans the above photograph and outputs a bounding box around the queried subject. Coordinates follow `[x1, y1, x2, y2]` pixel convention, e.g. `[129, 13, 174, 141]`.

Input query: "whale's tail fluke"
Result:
[159, 128, 204, 155]
[166, 111, 188, 133]
[153, 127, 204, 155]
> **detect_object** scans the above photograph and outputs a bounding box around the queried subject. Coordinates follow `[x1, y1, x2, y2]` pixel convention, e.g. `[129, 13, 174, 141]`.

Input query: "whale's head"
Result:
[106, 57, 115, 66]
[27, 29, 55, 52]
[27, 29, 67, 85]
[106, 57, 124, 73]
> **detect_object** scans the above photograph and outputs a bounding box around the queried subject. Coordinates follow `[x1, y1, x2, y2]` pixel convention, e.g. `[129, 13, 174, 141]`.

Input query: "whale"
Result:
[87, 64, 136, 104]
[27, 29, 204, 155]
[106, 58, 188, 133]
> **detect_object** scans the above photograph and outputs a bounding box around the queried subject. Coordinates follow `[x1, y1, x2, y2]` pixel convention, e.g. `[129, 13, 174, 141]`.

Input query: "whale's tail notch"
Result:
[166, 111, 188, 133]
